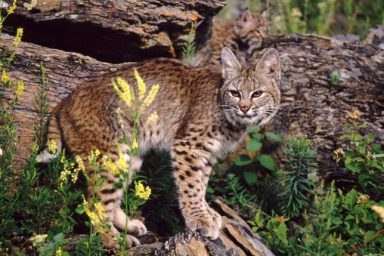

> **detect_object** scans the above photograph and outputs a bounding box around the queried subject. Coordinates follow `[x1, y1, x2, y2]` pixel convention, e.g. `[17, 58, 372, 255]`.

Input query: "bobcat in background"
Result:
[37, 47, 281, 248]
[191, 8, 268, 66]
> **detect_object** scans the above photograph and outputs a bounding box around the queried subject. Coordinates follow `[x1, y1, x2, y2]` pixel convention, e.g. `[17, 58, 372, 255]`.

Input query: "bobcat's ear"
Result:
[256, 48, 281, 81]
[221, 47, 242, 80]
[260, 7, 268, 21]
[236, 9, 255, 31]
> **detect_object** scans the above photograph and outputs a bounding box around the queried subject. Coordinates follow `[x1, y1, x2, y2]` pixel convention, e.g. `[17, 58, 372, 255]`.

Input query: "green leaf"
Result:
[234, 155, 253, 166]
[75, 204, 85, 214]
[243, 171, 258, 186]
[247, 125, 261, 134]
[265, 132, 282, 143]
[250, 133, 262, 141]
[275, 222, 288, 245]
[345, 163, 360, 173]
[364, 230, 376, 244]
[246, 139, 262, 153]
[257, 154, 276, 171]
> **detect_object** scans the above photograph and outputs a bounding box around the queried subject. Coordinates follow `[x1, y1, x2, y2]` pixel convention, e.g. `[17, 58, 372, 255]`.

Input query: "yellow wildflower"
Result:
[75, 155, 85, 172]
[146, 111, 158, 125]
[56, 247, 63, 256]
[115, 107, 124, 128]
[13, 28, 23, 48]
[102, 156, 119, 176]
[371, 205, 384, 223]
[58, 168, 71, 187]
[88, 149, 101, 164]
[134, 69, 146, 100]
[142, 84, 159, 109]
[333, 148, 345, 163]
[47, 139, 58, 154]
[29, 234, 48, 248]
[83, 198, 108, 234]
[113, 77, 134, 107]
[14, 80, 24, 98]
[103, 147, 128, 176]
[276, 215, 289, 224]
[7, 0, 16, 15]
[347, 108, 362, 120]
[0, 148, 3, 156]
[357, 194, 370, 205]
[131, 137, 139, 152]
[1, 70, 10, 85]
[291, 8, 302, 17]
[135, 181, 151, 200]
[116, 147, 128, 170]
[94, 202, 107, 221]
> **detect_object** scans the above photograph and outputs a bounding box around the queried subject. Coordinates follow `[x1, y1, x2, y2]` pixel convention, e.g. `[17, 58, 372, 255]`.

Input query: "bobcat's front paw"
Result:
[185, 210, 222, 239]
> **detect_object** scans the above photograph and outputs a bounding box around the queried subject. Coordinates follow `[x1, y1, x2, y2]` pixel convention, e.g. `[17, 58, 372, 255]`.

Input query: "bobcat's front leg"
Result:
[172, 139, 221, 239]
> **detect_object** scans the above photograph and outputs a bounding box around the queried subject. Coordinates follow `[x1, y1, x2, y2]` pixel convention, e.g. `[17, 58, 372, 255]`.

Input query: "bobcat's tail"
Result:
[36, 113, 63, 163]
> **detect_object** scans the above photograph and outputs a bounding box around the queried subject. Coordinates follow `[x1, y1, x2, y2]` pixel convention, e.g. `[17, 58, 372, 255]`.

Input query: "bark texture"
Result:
[5, 0, 224, 63]
[260, 34, 383, 179]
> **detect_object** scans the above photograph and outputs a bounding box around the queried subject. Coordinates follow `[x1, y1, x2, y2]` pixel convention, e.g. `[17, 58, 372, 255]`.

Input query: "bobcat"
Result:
[37, 47, 281, 248]
[192, 8, 268, 66]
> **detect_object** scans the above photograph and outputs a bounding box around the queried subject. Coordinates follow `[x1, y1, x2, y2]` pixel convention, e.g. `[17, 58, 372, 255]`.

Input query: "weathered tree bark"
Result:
[259, 34, 384, 179]
[5, 0, 224, 63]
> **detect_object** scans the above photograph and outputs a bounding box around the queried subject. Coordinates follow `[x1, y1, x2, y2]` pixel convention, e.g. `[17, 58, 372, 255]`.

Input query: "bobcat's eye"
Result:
[229, 90, 241, 98]
[251, 90, 263, 98]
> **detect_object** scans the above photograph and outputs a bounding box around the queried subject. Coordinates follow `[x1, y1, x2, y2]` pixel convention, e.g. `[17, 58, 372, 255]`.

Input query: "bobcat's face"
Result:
[220, 47, 281, 126]
[234, 9, 267, 44]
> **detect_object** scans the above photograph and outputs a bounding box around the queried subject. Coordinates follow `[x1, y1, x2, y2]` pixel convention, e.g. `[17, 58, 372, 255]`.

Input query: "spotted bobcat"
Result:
[37, 47, 281, 248]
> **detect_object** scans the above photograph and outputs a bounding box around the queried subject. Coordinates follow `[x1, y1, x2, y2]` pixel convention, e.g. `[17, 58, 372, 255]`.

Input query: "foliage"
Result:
[278, 136, 317, 218]
[221, 0, 384, 37]
[252, 181, 384, 255]
[234, 125, 280, 174]
[338, 127, 384, 200]
[182, 22, 197, 65]
[208, 126, 282, 217]
[34, 63, 50, 148]
[330, 71, 340, 86]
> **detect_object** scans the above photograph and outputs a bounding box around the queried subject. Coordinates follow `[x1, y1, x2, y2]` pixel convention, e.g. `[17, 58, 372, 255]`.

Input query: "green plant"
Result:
[234, 125, 281, 176]
[341, 189, 384, 254]
[338, 126, 384, 200]
[182, 22, 197, 65]
[74, 234, 104, 256]
[330, 70, 340, 86]
[279, 136, 317, 218]
[246, 0, 384, 37]
[37, 233, 69, 256]
[35, 63, 50, 148]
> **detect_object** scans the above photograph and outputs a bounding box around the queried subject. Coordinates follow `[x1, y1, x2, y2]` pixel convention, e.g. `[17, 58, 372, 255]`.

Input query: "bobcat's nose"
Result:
[240, 105, 250, 113]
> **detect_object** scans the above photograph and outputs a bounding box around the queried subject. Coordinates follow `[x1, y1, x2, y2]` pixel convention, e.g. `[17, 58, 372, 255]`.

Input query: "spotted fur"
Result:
[37, 47, 281, 248]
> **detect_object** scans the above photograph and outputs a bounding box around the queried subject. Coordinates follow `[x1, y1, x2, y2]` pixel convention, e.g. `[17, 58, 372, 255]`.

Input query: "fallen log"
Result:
[4, 0, 225, 63]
